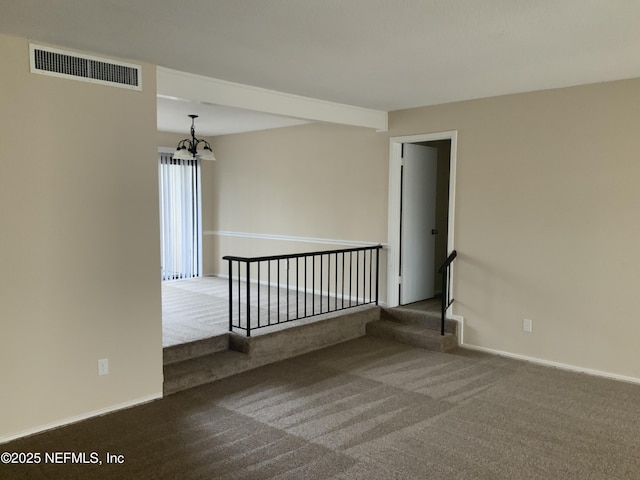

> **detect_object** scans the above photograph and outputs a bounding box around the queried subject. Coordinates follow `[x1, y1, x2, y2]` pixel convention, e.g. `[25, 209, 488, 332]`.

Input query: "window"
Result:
[158, 153, 202, 280]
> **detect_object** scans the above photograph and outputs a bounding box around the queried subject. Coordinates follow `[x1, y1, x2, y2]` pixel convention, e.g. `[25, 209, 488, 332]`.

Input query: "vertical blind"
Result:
[159, 153, 202, 280]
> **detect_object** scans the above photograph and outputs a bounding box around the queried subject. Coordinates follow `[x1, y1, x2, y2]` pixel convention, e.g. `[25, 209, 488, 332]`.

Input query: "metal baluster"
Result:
[368, 249, 372, 302]
[334, 252, 338, 311]
[268, 260, 271, 326]
[228, 260, 233, 332]
[441, 266, 447, 336]
[375, 246, 380, 306]
[237, 262, 241, 329]
[246, 262, 251, 337]
[349, 252, 352, 307]
[312, 255, 316, 316]
[304, 256, 308, 318]
[327, 253, 332, 310]
[341, 252, 345, 309]
[356, 250, 360, 306]
[320, 254, 323, 314]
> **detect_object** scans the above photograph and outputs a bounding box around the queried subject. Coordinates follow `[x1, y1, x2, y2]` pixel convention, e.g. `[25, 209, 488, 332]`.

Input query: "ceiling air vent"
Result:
[29, 44, 142, 90]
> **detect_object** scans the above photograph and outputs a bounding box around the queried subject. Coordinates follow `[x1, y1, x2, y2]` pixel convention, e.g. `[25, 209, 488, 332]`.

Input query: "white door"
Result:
[400, 144, 438, 304]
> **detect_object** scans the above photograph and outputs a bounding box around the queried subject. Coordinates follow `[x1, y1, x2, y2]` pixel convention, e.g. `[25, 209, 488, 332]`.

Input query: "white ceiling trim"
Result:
[157, 67, 388, 131]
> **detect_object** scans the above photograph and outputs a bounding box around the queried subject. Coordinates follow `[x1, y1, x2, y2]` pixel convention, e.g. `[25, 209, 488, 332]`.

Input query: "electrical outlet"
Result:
[98, 358, 109, 376]
[523, 319, 533, 333]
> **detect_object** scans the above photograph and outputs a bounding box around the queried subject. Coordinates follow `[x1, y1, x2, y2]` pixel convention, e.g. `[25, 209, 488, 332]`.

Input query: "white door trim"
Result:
[386, 130, 458, 307]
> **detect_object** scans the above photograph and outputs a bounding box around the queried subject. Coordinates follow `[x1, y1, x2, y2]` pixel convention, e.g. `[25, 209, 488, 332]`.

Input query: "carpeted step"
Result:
[366, 319, 457, 353]
[163, 334, 229, 366]
[163, 350, 250, 396]
[381, 307, 457, 335]
[164, 307, 380, 396]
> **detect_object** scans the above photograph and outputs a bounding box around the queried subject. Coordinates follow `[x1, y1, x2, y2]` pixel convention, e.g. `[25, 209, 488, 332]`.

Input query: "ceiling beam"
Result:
[157, 67, 388, 132]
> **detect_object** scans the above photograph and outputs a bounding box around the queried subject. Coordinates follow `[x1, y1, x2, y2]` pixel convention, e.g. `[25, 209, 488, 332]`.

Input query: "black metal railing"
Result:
[223, 245, 382, 336]
[438, 250, 457, 336]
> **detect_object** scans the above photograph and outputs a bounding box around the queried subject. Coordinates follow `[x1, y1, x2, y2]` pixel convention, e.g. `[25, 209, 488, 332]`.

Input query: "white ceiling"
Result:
[157, 96, 309, 136]
[2, 0, 639, 134]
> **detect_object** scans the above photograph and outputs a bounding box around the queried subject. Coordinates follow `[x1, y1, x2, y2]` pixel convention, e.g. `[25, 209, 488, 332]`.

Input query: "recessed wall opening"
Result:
[387, 131, 457, 308]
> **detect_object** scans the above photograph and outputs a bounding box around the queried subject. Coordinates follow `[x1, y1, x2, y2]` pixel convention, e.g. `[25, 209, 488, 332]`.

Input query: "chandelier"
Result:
[173, 114, 215, 161]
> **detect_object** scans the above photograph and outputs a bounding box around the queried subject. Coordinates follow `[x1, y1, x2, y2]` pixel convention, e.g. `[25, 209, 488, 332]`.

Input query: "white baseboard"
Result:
[460, 343, 640, 386]
[450, 314, 640, 385]
[0, 392, 162, 444]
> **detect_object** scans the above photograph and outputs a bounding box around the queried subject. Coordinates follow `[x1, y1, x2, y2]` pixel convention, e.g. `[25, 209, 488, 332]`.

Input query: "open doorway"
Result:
[387, 131, 457, 308]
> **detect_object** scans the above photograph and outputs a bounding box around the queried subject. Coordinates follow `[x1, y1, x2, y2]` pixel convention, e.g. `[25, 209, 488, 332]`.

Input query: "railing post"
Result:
[228, 259, 233, 332]
[348, 252, 352, 307]
[441, 268, 447, 336]
[355, 251, 360, 306]
[335, 253, 338, 311]
[246, 262, 251, 337]
[237, 262, 241, 329]
[268, 260, 271, 325]
[438, 250, 457, 336]
[375, 246, 380, 306]
[319, 254, 323, 314]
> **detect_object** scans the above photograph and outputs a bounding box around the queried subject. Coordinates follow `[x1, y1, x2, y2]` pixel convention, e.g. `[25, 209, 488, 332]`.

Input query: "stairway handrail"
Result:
[438, 250, 457, 274]
[438, 250, 457, 335]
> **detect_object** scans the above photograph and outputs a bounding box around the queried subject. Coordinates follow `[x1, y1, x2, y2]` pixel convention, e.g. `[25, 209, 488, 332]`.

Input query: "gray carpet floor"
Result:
[163, 277, 376, 347]
[3, 337, 639, 479]
[162, 277, 231, 346]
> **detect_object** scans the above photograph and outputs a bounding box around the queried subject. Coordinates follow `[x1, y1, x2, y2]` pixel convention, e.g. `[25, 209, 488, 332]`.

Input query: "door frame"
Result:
[386, 131, 458, 307]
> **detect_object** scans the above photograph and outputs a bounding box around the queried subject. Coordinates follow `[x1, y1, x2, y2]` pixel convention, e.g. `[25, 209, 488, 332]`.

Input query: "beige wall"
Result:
[203, 78, 640, 381]
[204, 122, 389, 278]
[0, 34, 162, 440]
[389, 78, 640, 379]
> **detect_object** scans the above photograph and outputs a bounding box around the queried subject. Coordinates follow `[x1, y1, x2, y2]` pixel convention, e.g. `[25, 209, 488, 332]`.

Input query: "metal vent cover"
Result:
[29, 44, 142, 90]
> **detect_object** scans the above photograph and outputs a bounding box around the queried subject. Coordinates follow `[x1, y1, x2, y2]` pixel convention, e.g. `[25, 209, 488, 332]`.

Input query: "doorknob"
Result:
[431, 229, 438, 235]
